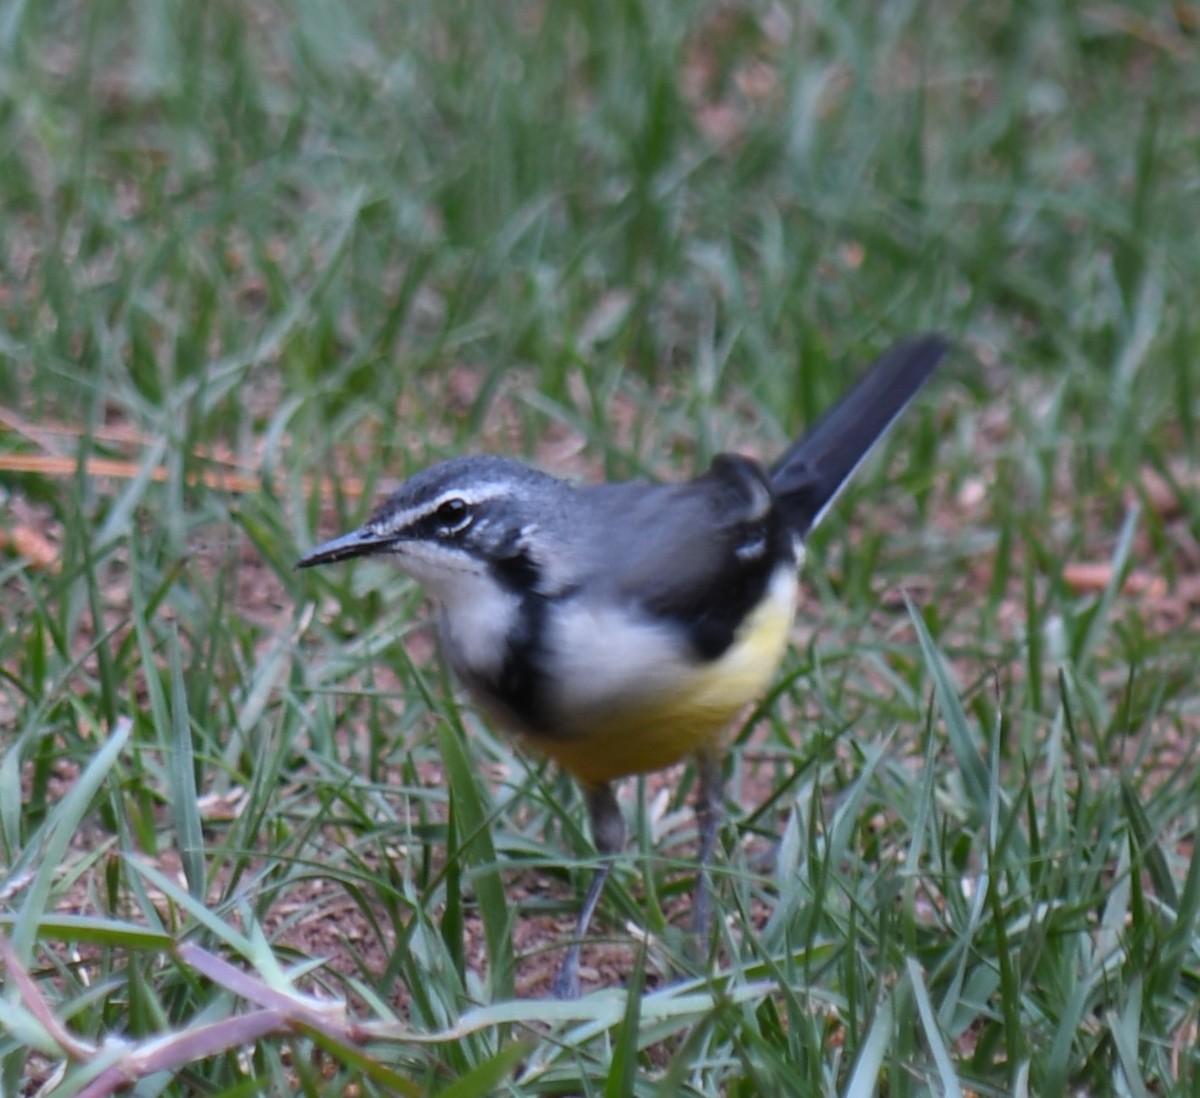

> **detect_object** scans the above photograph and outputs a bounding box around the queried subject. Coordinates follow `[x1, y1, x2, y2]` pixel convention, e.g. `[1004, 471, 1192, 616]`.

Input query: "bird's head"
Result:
[298, 455, 569, 603]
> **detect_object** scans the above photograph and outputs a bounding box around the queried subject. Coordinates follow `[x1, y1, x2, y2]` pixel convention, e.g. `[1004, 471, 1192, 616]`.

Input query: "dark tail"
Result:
[770, 334, 950, 537]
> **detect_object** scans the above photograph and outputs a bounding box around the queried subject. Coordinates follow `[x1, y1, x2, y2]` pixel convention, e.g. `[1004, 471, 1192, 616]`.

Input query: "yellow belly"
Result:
[529, 572, 797, 785]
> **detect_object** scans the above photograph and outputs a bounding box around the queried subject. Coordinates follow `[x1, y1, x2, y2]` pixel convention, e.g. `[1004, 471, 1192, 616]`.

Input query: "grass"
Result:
[2, 0, 1200, 1093]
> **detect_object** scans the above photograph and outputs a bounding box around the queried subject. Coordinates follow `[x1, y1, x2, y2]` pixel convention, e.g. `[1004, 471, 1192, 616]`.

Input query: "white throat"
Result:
[431, 570, 522, 681]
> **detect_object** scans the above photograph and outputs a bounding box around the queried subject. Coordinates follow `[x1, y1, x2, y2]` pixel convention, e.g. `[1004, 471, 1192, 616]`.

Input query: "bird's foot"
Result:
[551, 943, 583, 999]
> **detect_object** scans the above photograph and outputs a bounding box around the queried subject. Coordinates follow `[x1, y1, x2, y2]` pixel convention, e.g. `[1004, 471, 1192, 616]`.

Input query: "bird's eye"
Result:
[434, 497, 472, 534]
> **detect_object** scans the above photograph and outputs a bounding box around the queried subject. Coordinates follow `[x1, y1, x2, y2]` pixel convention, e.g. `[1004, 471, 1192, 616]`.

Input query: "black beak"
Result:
[297, 527, 396, 569]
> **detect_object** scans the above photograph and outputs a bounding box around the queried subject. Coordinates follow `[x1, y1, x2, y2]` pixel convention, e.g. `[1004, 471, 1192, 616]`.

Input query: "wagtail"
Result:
[300, 334, 948, 996]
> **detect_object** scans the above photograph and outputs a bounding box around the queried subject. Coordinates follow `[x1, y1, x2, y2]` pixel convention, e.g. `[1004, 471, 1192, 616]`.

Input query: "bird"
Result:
[299, 333, 949, 997]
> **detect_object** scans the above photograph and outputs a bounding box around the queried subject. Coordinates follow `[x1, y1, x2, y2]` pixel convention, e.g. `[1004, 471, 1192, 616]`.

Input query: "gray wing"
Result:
[567, 455, 794, 659]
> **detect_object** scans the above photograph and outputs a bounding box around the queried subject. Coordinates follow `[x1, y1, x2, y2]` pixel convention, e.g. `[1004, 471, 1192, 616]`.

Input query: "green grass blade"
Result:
[11, 719, 132, 960]
[167, 625, 206, 900]
[905, 595, 993, 820]
[436, 719, 513, 1000]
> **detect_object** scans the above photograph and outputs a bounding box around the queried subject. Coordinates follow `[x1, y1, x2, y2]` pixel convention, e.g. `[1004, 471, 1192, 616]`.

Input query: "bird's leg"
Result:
[552, 783, 624, 999]
[691, 750, 725, 944]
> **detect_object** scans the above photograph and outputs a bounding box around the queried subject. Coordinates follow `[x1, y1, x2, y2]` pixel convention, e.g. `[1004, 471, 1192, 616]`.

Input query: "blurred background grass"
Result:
[2, 0, 1200, 1093]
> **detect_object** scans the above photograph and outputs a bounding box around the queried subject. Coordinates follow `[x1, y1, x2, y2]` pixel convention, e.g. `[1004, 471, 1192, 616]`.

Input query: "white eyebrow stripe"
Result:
[429, 483, 511, 509]
[370, 482, 512, 535]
